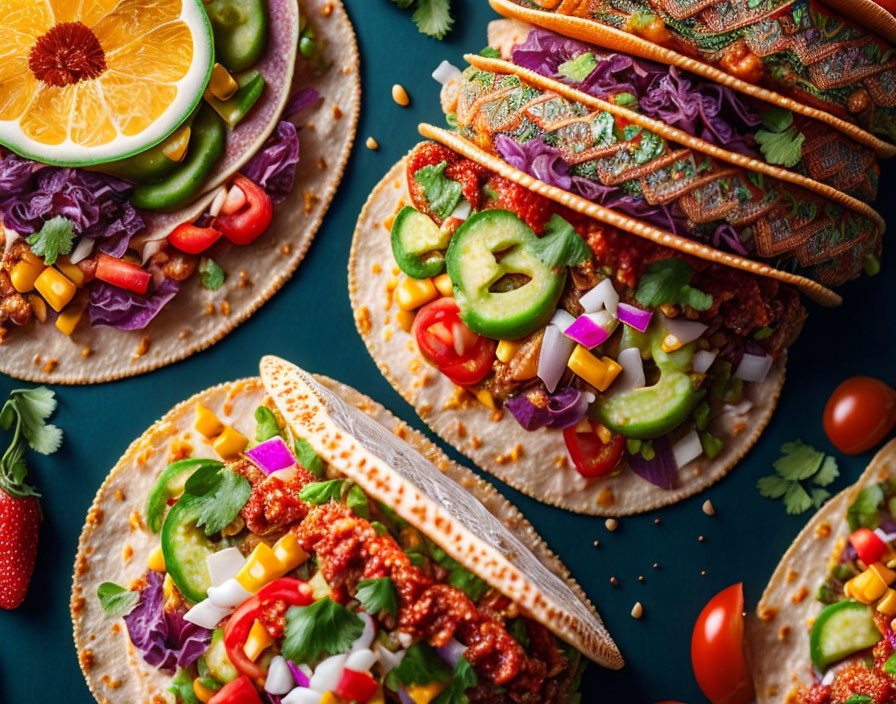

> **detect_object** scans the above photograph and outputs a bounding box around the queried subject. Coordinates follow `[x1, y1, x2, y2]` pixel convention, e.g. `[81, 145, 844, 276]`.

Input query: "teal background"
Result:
[1, 1, 894, 701]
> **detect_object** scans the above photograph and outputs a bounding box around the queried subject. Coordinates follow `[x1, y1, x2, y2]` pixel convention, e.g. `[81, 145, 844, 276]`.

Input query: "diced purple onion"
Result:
[627, 438, 678, 490]
[662, 315, 708, 346]
[246, 437, 296, 475]
[615, 348, 645, 392]
[616, 302, 652, 333]
[436, 637, 466, 667]
[734, 352, 773, 383]
[672, 429, 703, 468]
[564, 311, 615, 348]
[287, 661, 311, 688]
[506, 388, 590, 431]
[579, 278, 618, 315]
[537, 324, 575, 393]
[692, 349, 718, 374]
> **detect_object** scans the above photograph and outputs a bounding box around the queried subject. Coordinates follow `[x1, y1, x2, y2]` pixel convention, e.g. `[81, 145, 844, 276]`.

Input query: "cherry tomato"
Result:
[413, 298, 496, 386]
[562, 420, 625, 478]
[95, 254, 151, 295]
[208, 674, 262, 704]
[335, 668, 379, 702]
[214, 174, 273, 246]
[168, 222, 222, 254]
[850, 528, 887, 565]
[691, 583, 754, 704]
[823, 377, 896, 454]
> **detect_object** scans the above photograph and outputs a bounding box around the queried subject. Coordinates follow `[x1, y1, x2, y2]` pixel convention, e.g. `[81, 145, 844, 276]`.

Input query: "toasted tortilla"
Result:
[1, 0, 360, 384]
[488, 0, 896, 158]
[72, 366, 620, 703]
[746, 439, 896, 703]
[348, 156, 787, 515]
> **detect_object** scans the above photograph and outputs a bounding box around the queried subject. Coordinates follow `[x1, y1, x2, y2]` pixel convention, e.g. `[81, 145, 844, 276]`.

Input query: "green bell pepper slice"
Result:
[205, 0, 269, 73]
[146, 458, 224, 534]
[391, 206, 453, 279]
[204, 70, 266, 128]
[446, 210, 565, 340]
[160, 497, 217, 604]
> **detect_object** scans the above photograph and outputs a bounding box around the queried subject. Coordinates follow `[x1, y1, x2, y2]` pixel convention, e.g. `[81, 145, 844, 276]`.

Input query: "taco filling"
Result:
[97, 401, 586, 704]
[0, 0, 322, 341]
[384, 140, 805, 490]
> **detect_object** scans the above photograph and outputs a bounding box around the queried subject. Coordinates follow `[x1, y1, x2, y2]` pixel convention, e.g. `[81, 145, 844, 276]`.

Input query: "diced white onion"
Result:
[449, 199, 471, 221]
[537, 324, 576, 393]
[821, 670, 835, 686]
[662, 315, 708, 346]
[692, 349, 719, 374]
[722, 400, 753, 417]
[208, 186, 229, 218]
[396, 632, 414, 649]
[183, 599, 231, 629]
[672, 429, 703, 468]
[345, 648, 378, 672]
[3, 227, 21, 251]
[207, 548, 246, 587]
[309, 654, 347, 693]
[283, 688, 323, 704]
[615, 348, 645, 392]
[375, 644, 406, 674]
[432, 60, 463, 85]
[266, 656, 297, 695]
[550, 308, 576, 332]
[351, 612, 376, 652]
[69, 236, 95, 264]
[207, 578, 252, 609]
[735, 352, 773, 383]
[579, 278, 619, 315]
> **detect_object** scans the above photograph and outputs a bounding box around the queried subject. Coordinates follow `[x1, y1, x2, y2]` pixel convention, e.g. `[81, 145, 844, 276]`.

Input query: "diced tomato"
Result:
[850, 528, 887, 566]
[562, 421, 625, 478]
[94, 254, 151, 295]
[208, 674, 262, 704]
[335, 668, 379, 703]
[214, 174, 273, 246]
[412, 298, 495, 386]
[168, 223, 222, 255]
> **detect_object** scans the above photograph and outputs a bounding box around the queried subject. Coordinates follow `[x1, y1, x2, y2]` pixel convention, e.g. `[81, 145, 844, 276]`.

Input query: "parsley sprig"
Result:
[757, 440, 839, 514]
[0, 387, 63, 498]
[389, 0, 453, 39]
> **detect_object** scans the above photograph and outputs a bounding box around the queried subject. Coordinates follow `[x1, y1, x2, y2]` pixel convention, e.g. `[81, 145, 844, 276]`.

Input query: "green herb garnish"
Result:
[199, 257, 225, 290]
[96, 582, 140, 618]
[26, 216, 75, 266]
[635, 259, 712, 311]
[282, 597, 363, 663]
[415, 161, 462, 220]
[355, 577, 398, 618]
[757, 440, 839, 515]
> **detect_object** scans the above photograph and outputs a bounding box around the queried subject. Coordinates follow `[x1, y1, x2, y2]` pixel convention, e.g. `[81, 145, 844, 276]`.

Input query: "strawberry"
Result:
[0, 492, 40, 609]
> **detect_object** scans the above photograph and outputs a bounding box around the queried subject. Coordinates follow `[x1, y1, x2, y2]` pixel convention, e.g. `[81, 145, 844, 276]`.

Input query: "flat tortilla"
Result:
[72, 369, 619, 703]
[1, 0, 360, 384]
[348, 156, 787, 515]
[746, 439, 896, 703]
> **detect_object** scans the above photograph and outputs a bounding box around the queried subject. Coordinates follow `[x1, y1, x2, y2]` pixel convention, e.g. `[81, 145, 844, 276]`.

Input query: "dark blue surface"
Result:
[1, 1, 894, 701]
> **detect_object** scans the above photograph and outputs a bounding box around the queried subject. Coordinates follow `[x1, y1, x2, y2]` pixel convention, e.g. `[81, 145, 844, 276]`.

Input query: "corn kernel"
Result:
[496, 340, 522, 364]
[474, 388, 495, 410]
[433, 273, 453, 297]
[28, 295, 47, 323]
[162, 126, 191, 162]
[272, 533, 309, 573]
[568, 345, 610, 391]
[34, 267, 76, 312]
[661, 334, 685, 353]
[849, 568, 889, 604]
[212, 425, 248, 460]
[56, 256, 85, 287]
[20, 249, 42, 267]
[148, 545, 166, 573]
[56, 302, 85, 336]
[209, 63, 238, 100]
[10, 258, 44, 293]
[396, 309, 416, 333]
[193, 679, 216, 703]
[406, 683, 448, 704]
[396, 276, 438, 311]
[598, 356, 623, 391]
[595, 423, 613, 445]
[243, 620, 273, 661]
[236, 542, 281, 593]
[871, 562, 896, 586]
[879, 589, 896, 616]
[320, 693, 342, 704]
[195, 403, 224, 439]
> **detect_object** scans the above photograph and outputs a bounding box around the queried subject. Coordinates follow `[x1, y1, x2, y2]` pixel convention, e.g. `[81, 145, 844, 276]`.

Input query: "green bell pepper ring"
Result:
[204, 70, 266, 128]
[131, 106, 227, 212]
[446, 210, 565, 341]
[391, 206, 453, 279]
[146, 458, 224, 533]
[205, 0, 269, 73]
[160, 497, 217, 604]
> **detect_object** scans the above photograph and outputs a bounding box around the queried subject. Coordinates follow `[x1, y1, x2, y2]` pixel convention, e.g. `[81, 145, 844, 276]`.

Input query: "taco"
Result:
[71, 356, 619, 704]
[489, 0, 896, 155]
[432, 23, 884, 288]
[746, 439, 896, 704]
[0, 0, 360, 384]
[348, 138, 813, 515]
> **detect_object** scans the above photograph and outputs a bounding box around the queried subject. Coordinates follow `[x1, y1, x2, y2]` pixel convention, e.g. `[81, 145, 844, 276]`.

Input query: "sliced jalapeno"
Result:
[205, 0, 269, 73]
[391, 207, 453, 279]
[160, 498, 216, 604]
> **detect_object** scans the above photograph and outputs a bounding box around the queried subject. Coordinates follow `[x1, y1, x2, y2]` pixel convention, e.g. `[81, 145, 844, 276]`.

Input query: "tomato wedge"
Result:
[850, 528, 887, 566]
[214, 174, 273, 246]
[413, 298, 496, 386]
[335, 668, 379, 702]
[168, 223, 222, 254]
[691, 584, 754, 704]
[562, 420, 625, 478]
[208, 674, 262, 704]
[95, 254, 151, 295]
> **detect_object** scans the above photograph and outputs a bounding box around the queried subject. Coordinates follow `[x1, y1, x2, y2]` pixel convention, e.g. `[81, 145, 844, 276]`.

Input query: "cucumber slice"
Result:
[810, 600, 882, 670]
[391, 206, 453, 279]
[146, 459, 223, 533]
[161, 499, 216, 604]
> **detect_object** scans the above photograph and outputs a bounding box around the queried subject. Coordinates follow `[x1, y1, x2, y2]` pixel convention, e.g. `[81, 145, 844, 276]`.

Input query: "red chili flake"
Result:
[29, 22, 106, 87]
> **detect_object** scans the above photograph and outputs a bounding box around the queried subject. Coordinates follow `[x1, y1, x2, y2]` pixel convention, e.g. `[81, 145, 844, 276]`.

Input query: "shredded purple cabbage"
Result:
[0, 153, 144, 257]
[284, 87, 321, 120]
[123, 571, 212, 674]
[506, 388, 589, 431]
[510, 28, 762, 157]
[88, 278, 179, 331]
[626, 438, 679, 490]
[241, 121, 301, 204]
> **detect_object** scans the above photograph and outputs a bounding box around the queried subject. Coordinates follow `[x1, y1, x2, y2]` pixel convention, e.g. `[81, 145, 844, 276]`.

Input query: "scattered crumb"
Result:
[702, 499, 715, 516]
[592, 540, 599, 548]
[366, 137, 379, 150]
[132, 337, 150, 360]
[332, 105, 343, 120]
[392, 84, 410, 106]
[654, 518, 661, 525]
[631, 602, 643, 619]
[638, 575, 644, 583]
[698, 535, 705, 542]
[605, 518, 618, 532]
[43, 358, 58, 373]
[653, 562, 659, 569]
[81, 347, 92, 358]
[610, 577, 618, 586]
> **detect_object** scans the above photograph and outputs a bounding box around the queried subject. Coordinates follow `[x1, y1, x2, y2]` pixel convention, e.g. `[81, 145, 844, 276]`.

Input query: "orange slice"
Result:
[0, 0, 213, 166]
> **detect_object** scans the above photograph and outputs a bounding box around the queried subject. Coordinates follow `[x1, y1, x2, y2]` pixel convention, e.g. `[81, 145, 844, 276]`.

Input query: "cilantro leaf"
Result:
[199, 257, 225, 291]
[813, 456, 840, 487]
[810, 487, 831, 509]
[386, 643, 452, 690]
[412, 0, 454, 39]
[434, 657, 478, 704]
[183, 467, 252, 536]
[26, 215, 75, 266]
[529, 215, 592, 269]
[479, 46, 500, 58]
[355, 577, 398, 618]
[756, 128, 805, 168]
[294, 437, 325, 479]
[759, 441, 838, 515]
[614, 92, 638, 109]
[762, 107, 794, 133]
[848, 484, 884, 532]
[254, 406, 280, 442]
[299, 479, 346, 505]
[282, 597, 363, 663]
[425, 536, 489, 601]
[635, 259, 712, 311]
[96, 582, 140, 618]
[774, 440, 824, 481]
[415, 161, 462, 220]
[884, 652, 896, 677]
[168, 668, 200, 704]
[0, 387, 62, 499]
[346, 483, 370, 519]
[783, 482, 813, 515]
[757, 475, 792, 499]
[558, 53, 597, 82]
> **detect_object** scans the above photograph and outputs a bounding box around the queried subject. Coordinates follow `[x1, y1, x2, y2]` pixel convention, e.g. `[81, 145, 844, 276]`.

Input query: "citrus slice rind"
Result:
[0, 0, 214, 167]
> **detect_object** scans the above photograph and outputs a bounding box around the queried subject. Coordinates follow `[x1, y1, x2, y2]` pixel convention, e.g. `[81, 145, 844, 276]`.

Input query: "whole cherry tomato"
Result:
[691, 583, 754, 704]
[823, 377, 896, 455]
